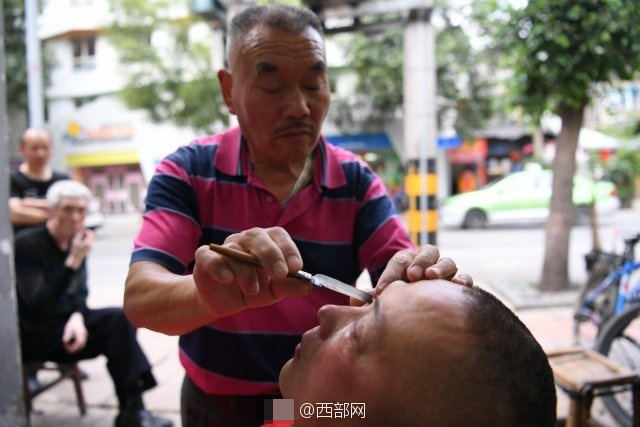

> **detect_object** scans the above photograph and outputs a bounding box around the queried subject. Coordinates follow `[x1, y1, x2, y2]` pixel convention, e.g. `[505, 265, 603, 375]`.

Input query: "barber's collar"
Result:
[214, 126, 346, 189]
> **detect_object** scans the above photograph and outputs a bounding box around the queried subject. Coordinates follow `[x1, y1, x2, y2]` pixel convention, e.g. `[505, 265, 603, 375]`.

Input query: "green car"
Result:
[441, 168, 620, 229]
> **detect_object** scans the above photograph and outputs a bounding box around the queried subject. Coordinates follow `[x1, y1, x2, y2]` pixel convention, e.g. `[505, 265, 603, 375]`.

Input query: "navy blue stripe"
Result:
[296, 240, 358, 285]
[144, 175, 199, 221]
[215, 172, 248, 185]
[320, 161, 376, 201]
[341, 161, 376, 202]
[354, 195, 396, 254]
[131, 248, 187, 274]
[180, 327, 301, 382]
[167, 143, 218, 179]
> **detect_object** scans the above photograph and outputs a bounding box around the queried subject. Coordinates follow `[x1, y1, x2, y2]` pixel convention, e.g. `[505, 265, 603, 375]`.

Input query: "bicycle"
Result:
[573, 232, 640, 425]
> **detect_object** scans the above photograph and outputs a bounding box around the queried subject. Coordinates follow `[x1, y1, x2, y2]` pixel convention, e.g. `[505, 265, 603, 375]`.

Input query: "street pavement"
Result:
[28, 201, 640, 426]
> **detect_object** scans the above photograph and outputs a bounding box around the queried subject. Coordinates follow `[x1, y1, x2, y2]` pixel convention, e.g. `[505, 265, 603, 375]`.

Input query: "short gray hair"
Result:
[226, 5, 324, 65]
[46, 180, 92, 208]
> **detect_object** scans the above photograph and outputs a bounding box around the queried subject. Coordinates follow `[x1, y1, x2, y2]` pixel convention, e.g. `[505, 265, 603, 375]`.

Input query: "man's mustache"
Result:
[273, 121, 316, 134]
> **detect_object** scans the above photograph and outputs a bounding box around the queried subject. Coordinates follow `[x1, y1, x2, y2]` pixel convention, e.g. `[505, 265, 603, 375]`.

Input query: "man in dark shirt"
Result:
[15, 180, 172, 427]
[10, 127, 68, 232]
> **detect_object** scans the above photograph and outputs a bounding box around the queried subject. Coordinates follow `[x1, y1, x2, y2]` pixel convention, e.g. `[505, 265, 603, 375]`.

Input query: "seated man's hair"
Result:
[462, 286, 556, 426]
[46, 180, 92, 208]
[378, 285, 556, 427]
[226, 5, 324, 65]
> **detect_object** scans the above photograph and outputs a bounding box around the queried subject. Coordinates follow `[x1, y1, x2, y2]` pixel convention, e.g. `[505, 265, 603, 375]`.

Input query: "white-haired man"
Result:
[14, 180, 172, 427]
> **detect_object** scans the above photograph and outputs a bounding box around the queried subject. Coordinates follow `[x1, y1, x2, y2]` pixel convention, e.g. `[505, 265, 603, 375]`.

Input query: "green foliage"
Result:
[331, 5, 494, 139]
[603, 149, 640, 207]
[4, 0, 28, 111]
[495, 0, 640, 121]
[108, 0, 228, 133]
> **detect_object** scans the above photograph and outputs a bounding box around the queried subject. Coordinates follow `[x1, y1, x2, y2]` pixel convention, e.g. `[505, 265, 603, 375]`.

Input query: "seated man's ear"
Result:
[217, 69, 236, 115]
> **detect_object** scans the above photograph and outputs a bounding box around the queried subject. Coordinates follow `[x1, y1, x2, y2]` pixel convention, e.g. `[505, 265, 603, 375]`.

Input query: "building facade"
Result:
[39, 0, 199, 213]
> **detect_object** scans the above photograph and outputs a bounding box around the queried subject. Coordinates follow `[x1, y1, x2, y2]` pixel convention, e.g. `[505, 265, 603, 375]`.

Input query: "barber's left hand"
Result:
[62, 312, 88, 354]
[375, 245, 473, 295]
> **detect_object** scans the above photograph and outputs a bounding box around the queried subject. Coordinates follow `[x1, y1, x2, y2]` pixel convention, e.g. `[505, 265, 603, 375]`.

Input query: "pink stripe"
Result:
[134, 210, 202, 265]
[362, 176, 389, 202]
[321, 140, 349, 188]
[283, 197, 356, 243]
[155, 158, 190, 183]
[358, 217, 414, 272]
[180, 349, 280, 395]
[210, 288, 348, 334]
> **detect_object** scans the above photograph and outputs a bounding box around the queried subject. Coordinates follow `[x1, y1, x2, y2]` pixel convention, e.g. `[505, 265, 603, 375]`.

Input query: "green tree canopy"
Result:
[493, 0, 640, 291]
[331, 4, 495, 140]
[497, 0, 640, 121]
[4, 0, 28, 111]
[108, 0, 228, 133]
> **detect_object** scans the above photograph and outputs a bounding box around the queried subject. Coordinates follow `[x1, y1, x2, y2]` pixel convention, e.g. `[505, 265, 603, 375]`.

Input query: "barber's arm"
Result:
[124, 227, 312, 336]
[9, 197, 50, 226]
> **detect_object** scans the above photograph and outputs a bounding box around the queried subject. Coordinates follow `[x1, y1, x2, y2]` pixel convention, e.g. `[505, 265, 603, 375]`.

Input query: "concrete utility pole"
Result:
[25, 0, 44, 126]
[303, 0, 439, 246]
[0, 0, 27, 424]
[403, 6, 437, 246]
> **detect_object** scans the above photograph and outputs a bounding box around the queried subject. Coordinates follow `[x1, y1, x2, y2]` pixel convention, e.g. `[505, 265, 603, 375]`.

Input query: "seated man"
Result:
[279, 280, 556, 426]
[14, 180, 171, 427]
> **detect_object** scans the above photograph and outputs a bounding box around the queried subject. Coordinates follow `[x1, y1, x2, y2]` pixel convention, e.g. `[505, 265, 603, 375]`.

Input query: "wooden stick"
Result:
[209, 244, 262, 267]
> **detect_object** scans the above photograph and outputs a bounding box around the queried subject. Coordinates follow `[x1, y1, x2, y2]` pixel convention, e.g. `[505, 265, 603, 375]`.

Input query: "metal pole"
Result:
[0, 0, 27, 424]
[25, 0, 44, 126]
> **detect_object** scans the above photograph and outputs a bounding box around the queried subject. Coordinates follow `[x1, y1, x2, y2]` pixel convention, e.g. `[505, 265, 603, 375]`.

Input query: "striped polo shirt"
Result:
[131, 127, 414, 395]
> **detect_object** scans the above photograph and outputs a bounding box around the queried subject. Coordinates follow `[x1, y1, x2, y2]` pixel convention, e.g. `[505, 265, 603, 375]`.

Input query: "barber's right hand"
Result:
[192, 227, 312, 319]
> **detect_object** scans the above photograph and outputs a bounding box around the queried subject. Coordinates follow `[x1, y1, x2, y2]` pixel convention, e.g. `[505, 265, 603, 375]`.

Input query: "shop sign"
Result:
[63, 121, 134, 144]
[448, 139, 488, 164]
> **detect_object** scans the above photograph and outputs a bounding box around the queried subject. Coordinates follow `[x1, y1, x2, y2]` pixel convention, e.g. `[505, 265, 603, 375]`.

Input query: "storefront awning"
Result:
[66, 150, 139, 167]
[325, 133, 392, 151]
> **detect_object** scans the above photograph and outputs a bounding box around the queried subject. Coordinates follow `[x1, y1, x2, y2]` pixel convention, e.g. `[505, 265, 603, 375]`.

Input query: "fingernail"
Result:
[430, 267, 441, 277]
[218, 269, 233, 283]
[247, 282, 259, 295]
[408, 265, 423, 279]
[287, 255, 301, 269]
[273, 261, 288, 278]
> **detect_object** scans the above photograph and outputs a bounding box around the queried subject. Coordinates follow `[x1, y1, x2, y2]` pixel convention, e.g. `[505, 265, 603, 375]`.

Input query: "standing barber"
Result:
[124, 5, 469, 426]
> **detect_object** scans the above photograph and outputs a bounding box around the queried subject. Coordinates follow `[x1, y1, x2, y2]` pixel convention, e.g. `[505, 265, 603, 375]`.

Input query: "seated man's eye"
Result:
[262, 87, 282, 93]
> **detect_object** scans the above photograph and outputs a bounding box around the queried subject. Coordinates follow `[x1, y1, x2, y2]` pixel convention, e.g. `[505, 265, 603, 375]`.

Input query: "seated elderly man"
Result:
[14, 180, 171, 427]
[279, 280, 557, 426]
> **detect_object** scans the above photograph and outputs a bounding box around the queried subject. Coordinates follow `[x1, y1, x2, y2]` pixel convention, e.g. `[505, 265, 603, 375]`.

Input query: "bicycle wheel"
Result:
[594, 303, 640, 426]
[574, 258, 618, 334]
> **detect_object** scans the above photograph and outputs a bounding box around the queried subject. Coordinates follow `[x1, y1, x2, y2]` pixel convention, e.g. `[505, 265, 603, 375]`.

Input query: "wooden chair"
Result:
[23, 361, 87, 417]
[547, 348, 640, 427]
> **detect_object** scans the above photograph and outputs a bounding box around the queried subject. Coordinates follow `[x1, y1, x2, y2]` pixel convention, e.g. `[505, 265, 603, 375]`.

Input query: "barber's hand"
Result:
[62, 312, 88, 354]
[65, 230, 95, 270]
[374, 245, 473, 296]
[193, 227, 312, 319]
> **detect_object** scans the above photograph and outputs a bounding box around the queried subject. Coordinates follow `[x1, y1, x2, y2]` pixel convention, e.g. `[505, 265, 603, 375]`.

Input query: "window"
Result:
[72, 37, 96, 70]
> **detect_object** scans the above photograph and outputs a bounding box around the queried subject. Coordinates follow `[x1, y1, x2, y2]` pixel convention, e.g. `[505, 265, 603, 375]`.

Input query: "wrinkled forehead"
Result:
[384, 280, 471, 315]
[232, 24, 326, 70]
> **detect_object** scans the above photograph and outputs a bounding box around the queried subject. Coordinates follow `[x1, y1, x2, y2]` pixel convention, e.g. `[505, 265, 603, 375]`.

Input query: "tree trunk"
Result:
[539, 102, 585, 291]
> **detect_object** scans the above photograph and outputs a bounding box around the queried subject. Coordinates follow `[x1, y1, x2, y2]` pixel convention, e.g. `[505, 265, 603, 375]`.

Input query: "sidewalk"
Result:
[29, 202, 640, 426]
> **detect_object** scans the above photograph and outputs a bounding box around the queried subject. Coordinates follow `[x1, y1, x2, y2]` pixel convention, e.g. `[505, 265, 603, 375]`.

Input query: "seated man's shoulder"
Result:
[15, 225, 48, 249]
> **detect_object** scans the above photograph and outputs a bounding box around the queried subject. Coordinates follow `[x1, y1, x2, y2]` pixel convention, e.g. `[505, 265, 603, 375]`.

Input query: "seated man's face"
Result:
[279, 280, 472, 423]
